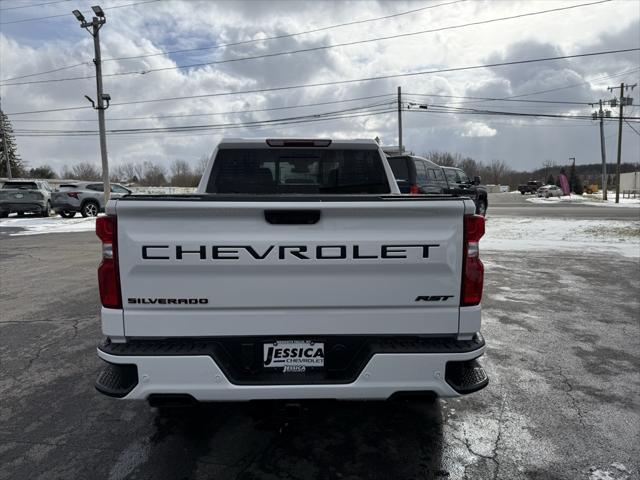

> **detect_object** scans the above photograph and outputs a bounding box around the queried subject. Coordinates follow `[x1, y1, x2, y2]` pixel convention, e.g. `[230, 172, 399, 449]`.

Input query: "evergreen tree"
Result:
[568, 162, 583, 194]
[0, 108, 25, 178]
[546, 174, 555, 185]
[29, 165, 58, 179]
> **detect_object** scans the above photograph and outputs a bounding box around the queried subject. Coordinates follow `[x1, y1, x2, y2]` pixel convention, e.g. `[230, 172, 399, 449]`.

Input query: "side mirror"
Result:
[473, 176, 481, 185]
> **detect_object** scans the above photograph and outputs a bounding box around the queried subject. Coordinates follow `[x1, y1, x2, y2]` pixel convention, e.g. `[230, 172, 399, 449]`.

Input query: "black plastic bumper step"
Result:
[95, 362, 138, 398]
[445, 358, 489, 394]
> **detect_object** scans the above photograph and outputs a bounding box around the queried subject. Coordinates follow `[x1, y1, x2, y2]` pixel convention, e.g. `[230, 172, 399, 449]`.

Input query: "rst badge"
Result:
[263, 340, 324, 372]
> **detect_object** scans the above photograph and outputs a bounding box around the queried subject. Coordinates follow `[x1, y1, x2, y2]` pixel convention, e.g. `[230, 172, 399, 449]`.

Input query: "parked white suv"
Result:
[93, 138, 488, 407]
[0, 180, 53, 218]
[51, 182, 131, 218]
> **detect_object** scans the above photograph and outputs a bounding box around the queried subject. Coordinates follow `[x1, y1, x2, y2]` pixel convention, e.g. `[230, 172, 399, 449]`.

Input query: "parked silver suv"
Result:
[51, 182, 131, 218]
[0, 180, 53, 218]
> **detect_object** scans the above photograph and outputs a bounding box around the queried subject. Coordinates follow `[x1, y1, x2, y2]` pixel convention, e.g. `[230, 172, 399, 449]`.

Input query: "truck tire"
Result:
[0, 211, 7, 218]
[520, 191, 525, 195]
[60, 210, 76, 218]
[41, 202, 51, 218]
[81, 201, 99, 217]
[17, 212, 25, 217]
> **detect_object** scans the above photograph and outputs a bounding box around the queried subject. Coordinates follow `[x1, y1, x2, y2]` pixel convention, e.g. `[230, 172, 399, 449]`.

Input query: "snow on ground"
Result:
[483, 216, 640, 258]
[2, 209, 639, 259]
[130, 187, 197, 194]
[526, 191, 640, 208]
[0, 216, 97, 236]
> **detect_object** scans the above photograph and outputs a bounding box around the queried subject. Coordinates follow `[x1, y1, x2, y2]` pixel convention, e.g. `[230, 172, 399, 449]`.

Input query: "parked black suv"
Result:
[442, 167, 488, 216]
[387, 155, 449, 194]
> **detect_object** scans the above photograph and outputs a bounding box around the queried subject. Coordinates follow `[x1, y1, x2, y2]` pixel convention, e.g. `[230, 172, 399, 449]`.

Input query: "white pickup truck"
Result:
[94, 138, 488, 406]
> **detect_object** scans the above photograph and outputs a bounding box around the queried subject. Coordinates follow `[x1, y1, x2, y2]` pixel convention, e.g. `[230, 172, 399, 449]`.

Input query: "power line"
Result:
[15, 101, 640, 137]
[0, 0, 72, 11]
[404, 93, 593, 105]
[13, 107, 397, 137]
[407, 105, 640, 121]
[9, 93, 397, 122]
[0, 0, 613, 86]
[0, 0, 160, 25]
[455, 67, 640, 105]
[0, 0, 465, 81]
[625, 120, 640, 136]
[104, 0, 466, 62]
[7, 46, 638, 116]
[10, 67, 639, 123]
[12, 101, 394, 134]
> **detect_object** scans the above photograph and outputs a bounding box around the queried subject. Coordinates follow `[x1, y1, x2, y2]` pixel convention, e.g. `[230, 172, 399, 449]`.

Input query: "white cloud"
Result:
[0, 0, 638, 174]
[461, 122, 498, 138]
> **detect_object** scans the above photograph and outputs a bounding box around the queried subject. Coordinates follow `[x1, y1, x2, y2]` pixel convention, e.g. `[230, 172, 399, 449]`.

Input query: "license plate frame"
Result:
[263, 340, 325, 372]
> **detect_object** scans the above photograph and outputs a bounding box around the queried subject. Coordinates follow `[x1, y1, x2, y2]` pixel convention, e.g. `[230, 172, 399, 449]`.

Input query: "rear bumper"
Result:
[52, 202, 79, 212]
[0, 202, 45, 213]
[96, 335, 487, 401]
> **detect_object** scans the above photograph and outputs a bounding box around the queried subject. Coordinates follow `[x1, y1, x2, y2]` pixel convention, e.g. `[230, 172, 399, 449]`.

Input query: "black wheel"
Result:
[520, 191, 525, 195]
[59, 210, 76, 218]
[41, 202, 51, 218]
[81, 201, 99, 217]
[476, 198, 487, 216]
[17, 212, 25, 217]
[0, 211, 7, 218]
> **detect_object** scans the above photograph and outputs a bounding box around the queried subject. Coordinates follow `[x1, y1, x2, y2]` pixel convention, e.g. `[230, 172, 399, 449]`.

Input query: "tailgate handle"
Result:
[264, 210, 321, 225]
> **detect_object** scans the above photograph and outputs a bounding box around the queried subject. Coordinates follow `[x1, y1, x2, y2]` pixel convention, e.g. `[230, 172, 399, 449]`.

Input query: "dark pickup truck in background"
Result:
[518, 181, 543, 195]
[442, 167, 488, 217]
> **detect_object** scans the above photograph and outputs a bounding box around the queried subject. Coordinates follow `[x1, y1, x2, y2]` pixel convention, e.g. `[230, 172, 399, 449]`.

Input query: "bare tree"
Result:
[483, 159, 510, 185]
[140, 161, 167, 186]
[458, 157, 481, 177]
[170, 159, 199, 187]
[195, 155, 209, 176]
[112, 162, 144, 184]
[61, 162, 101, 180]
[425, 151, 458, 167]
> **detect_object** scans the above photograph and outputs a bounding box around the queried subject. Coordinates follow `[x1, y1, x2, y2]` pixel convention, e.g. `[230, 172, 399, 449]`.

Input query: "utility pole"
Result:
[0, 97, 11, 179]
[397, 86, 403, 154]
[614, 83, 624, 204]
[592, 100, 609, 200]
[73, 6, 111, 205]
[608, 82, 637, 203]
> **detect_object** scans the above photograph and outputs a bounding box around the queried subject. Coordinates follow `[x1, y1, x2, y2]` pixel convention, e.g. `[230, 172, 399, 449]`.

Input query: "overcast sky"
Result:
[1, 0, 639, 174]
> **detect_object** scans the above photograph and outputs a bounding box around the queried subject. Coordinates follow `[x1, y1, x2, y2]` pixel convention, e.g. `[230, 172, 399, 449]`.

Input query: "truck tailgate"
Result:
[115, 198, 466, 337]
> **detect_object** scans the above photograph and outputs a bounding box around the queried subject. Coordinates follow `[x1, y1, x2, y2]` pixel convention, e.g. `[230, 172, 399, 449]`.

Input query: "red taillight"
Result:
[66, 192, 80, 199]
[96, 216, 121, 309]
[409, 184, 420, 194]
[461, 214, 485, 306]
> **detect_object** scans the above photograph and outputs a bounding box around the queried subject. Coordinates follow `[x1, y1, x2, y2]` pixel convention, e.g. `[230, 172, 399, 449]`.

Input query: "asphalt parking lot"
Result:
[1, 209, 639, 479]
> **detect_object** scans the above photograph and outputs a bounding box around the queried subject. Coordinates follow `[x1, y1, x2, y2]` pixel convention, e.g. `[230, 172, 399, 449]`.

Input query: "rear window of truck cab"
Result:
[207, 148, 390, 194]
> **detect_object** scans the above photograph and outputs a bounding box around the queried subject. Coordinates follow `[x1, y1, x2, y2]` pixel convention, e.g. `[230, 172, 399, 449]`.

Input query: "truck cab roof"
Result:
[217, 138, 380, 149]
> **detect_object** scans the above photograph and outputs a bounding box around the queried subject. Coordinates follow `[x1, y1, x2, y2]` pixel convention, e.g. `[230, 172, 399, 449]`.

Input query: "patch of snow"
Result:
[610, 463, 628, 472]
[130, 186, 196, 195]
[526, 192, 640, 208]
[483, 217, 640, 258]
[588, 465, 631, 480]
[0, 216, 96, 236]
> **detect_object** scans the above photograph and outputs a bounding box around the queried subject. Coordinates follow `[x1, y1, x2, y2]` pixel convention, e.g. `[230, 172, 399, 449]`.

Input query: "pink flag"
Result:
[558, 173, 570, 196]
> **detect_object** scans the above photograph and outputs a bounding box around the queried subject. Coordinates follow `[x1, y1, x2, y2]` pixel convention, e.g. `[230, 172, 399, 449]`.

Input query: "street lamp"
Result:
[91, 5, 105, 17]
[72, 6, 111, 204]
[72, 9, 85, 22]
